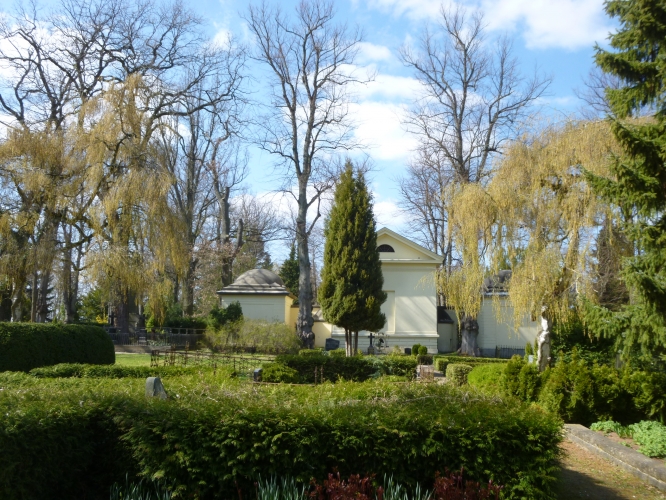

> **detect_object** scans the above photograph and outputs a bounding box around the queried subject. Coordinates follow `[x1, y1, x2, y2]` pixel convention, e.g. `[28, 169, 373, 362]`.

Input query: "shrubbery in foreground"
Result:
[0, 322, 114, 371]
[0, 374, 561, 500]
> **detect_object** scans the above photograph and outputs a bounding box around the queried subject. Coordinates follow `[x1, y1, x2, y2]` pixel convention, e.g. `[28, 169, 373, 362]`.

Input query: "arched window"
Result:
[377, 244, 395, 253]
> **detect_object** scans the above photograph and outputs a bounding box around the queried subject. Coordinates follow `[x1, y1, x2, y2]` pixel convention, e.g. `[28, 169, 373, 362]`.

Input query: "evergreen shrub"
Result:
[412, 344, 422, 356]
[262, 363, 300, 383]
[446, 363, 473, 386]
[418, 345, 428, 356]
[0, 323, 114, 372]
[0, 376, 563, 499]
[417, 354, 434, 365]
[468, 364, 505, 394]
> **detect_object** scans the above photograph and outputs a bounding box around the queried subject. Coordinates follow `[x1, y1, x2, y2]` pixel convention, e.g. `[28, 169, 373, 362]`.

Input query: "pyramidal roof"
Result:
[217, 269, 292, 296]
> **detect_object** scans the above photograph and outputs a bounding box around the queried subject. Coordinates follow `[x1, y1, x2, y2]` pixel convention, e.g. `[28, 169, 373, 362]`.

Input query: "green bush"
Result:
[29, 363, 224, 379]
[262, 363, 300, 383]
[446, 363, 473, 386]
[591, 420, 666, 458]
[0, 376, 563, 499]
[328, 348, 346, 358]
[299, 348, 325, 356]
[367, 355, 417, 378]
[416, 354, 433, 365]
[0, 323, 114, 372]
[208, 302, 243, 329]
[518, 363, 541, 402]
[468, 364, 505, 394]
[418, 345, 428, 356]
[411, 344, 422, 355]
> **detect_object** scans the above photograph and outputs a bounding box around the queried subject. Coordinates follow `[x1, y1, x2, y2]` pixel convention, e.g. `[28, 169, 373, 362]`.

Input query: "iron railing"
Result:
[105, 327, 205, 347]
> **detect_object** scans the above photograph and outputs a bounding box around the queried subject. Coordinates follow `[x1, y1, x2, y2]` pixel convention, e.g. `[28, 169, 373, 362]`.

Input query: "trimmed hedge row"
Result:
[29, 363, 225, 379]
[0, 375, 562, 499]
[0, 323, 114, 372]
[265, 354, 418, 383]
[436, 355, 508, 373]
[446, 363, 474, 386]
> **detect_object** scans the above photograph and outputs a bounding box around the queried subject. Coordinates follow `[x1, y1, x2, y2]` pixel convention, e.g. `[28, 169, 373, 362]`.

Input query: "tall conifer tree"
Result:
[585, 0, 666, 357]
[319, 161, 386, 356]
[279, 244, 300, 303]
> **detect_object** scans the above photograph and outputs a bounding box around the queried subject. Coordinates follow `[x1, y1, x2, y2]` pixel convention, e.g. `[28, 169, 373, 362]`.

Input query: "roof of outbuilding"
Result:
[216, 269, 292, 296]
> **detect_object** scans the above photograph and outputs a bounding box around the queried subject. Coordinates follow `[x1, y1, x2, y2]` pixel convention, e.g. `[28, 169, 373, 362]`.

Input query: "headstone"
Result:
[253, 368, 263, 382]
[528, 354, 534, 364]
[366, 346, 375, 355]
[145, 377, 168, 399]
[405, 347, 412, 355]
[325, 338, 340, 351]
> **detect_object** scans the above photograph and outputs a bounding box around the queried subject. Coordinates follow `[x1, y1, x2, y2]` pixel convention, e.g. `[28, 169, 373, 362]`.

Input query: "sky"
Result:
[1, 0, 618, 263]
[200, 0, 616, 261]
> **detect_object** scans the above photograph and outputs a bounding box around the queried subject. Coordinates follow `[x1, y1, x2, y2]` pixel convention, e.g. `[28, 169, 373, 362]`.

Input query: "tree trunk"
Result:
[182, 258, 198, 316]
[11, 274, 26, 322]
[353, 331, 359, 356]
[536, 309, 551, 371]
[30, 273, 38, 322]
[114, 289, 130, 333]
[36, 269, 51, 322]
[458, 314, 480, 356]
[296, 183, 314, 348]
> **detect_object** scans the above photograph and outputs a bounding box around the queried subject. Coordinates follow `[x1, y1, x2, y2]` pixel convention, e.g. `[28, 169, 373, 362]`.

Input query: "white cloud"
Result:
[360, 0, 611, 51]
[354, 73, 421, 101]
[481, 0, 611, 50]
[351, 101, 417, 162]
[356, 42, 394, 64]
[374, 198, 407, 230]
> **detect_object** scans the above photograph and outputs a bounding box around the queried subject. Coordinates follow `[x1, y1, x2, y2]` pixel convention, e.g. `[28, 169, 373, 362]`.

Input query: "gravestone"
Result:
[325, 338, 340, 351]
[145, 377, 168, 399]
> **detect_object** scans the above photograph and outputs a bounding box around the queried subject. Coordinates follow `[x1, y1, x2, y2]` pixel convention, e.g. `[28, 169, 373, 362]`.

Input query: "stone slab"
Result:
[565, 423, 666, 491]
[145, 377, 168, 400]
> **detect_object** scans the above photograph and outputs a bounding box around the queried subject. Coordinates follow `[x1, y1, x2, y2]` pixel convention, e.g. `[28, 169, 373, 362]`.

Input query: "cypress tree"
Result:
[279, 244, 300, 304]
[585, 0, 666, 358]
[319, 161, 386, 356]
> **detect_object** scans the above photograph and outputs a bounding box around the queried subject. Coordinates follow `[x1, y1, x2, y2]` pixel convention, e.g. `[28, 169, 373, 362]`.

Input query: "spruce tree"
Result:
[279, 244, 300, 304]
[585, 0, 666, 358]
[319, 162, 386, 356]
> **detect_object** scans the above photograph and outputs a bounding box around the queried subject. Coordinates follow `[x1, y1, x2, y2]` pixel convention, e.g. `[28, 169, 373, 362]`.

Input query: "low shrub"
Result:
[0, 377, 562, 499]
[418, 345, 428, 356]
[262, 363, 300, 383]
[416, 354, 433, 365]
[446, 363, 473, 386]
[273, 354, 418, 383]
[328, 348, 346, 358]
[411, 344, 422, 356]
[0, 323, 114, 372]
[436, 356, 507, 373]
[299, 348, 325, 356]
[468, 364, 505, 394]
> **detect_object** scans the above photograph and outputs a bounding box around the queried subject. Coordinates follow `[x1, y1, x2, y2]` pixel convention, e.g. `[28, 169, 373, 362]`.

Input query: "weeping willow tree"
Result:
[80, 75, 189, 331]
[440, 120, 621, 367]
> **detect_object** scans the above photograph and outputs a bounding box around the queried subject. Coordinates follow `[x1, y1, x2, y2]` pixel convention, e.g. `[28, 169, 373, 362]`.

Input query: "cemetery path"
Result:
[557, 439, 666, 499]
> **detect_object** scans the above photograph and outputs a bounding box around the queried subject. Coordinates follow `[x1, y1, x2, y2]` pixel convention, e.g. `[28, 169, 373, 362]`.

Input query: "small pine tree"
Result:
[279, 244, 300, 304]
[585, 0, 666, 358]
[319, 161, 387, 356]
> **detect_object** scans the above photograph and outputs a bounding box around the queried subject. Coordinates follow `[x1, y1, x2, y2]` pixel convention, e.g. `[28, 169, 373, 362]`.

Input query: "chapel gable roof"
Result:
[376, 227, 443, 264]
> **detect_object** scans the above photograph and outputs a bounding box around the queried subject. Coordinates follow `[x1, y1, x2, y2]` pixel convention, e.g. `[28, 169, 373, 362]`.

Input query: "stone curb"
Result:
[565, 423, 666, 491]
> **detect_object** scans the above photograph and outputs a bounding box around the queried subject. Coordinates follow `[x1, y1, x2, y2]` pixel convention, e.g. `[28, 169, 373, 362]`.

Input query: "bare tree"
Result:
[575, 66, 624, 119]
[245, 0, 367, 347]
[399, 6, 550, 354]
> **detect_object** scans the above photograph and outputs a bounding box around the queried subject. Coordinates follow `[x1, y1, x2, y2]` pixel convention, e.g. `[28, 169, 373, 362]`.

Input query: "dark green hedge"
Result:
[0, 375, 562, 499]
[0, 323, 114, 372]
[270, 354, 417, 383]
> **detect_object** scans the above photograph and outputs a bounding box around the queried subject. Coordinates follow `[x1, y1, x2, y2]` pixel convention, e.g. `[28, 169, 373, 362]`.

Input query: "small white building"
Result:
[216, 228, 537, 354]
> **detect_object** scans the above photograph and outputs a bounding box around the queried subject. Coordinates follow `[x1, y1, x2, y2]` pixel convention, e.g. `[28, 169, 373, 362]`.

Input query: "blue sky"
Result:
[194, 0, 616, 250]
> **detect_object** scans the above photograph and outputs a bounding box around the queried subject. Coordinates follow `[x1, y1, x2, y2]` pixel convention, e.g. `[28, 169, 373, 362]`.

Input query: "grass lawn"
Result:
[115, 353, 151, 366]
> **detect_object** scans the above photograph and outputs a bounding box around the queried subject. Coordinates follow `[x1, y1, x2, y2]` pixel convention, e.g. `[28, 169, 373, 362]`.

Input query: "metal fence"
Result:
[150, 348, 275, 377]
[495, 345, 526, 359]
[105, 327, 205, 347]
